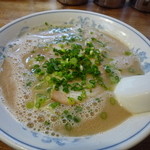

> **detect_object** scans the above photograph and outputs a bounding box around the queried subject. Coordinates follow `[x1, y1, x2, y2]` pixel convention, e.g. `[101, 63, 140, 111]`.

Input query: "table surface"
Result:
[0, 0, 149, 149]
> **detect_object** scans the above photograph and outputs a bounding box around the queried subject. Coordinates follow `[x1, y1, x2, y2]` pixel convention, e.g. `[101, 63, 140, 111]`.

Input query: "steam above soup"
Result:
[0, 23, 143, 137]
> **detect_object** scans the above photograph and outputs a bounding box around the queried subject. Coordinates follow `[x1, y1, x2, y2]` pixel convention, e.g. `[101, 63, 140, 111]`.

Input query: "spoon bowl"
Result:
[114, 74, 150, 114]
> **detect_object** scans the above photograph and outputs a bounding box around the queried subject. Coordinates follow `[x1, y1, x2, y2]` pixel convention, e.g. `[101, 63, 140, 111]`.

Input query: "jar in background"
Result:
[94, 0, 126, 8]
[57, 0, 88, 5]
[130, 0, 150, 12]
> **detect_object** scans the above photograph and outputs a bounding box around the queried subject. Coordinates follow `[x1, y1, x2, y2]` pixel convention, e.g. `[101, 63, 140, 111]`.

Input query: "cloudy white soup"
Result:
[0, 23, 143, 137]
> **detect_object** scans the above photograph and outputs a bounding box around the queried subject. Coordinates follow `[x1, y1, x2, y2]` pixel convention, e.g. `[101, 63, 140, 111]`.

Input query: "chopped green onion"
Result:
[26, 81, 32, 87]
[50, 102, 60, 109]
[68, 97, 76, 105]
[77, 96, 83, 101]
[124, 51, 132, 56]
[73, 116, 81, 123]
[35, 54, 45, 61]
[95, 98, 101, 102]
[45, 22, 49, 26]
[63, 110, 69, 115]
[100, 112, 108, 120]
[74, 106, 83, 113]
[110, 75, 120, 84]
[91, 37, 106, 47]
[109, 97, 116, 105]
[104, 65, 120, 84]
[35, 94, 48, 109]
[81, 90, 86, 99]
[28, 26, 120, 109]
[44, 120, 51, 126]
[26, 101, 34, 109]
[66, 114, 73, 120]
[65, 122, 72, 131]
[70, 57, 78, 65]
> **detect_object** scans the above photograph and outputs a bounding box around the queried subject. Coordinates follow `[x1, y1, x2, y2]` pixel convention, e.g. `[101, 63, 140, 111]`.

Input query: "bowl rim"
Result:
[1, 119, 150, 150]
[0, 9, 150, 150]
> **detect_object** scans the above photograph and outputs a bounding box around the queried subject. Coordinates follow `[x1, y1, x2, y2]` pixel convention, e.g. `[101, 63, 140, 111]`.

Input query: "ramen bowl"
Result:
[0, 10, 150, 150]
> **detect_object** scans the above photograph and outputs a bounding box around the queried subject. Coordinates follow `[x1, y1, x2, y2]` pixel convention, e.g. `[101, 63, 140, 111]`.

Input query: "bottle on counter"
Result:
[94, 0, 126, 8]
[130, 0, 150, 13]
[57, 0, 88, 5]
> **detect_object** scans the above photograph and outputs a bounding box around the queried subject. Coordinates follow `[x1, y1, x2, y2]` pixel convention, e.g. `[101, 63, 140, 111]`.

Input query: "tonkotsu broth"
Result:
[0, 24, 143, 137]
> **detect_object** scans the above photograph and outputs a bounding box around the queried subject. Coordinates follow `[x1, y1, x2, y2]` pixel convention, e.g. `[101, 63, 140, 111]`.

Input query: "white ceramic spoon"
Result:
[114, 74, 150, 114]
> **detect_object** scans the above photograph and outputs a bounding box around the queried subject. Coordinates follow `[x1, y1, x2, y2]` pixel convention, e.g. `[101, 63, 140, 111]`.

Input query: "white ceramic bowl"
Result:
[0, 10, 150, 150]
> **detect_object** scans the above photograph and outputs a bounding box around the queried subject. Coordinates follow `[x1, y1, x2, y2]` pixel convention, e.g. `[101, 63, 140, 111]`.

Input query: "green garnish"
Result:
[63, 110, 69, 115]
[124, 51, 132, 56]
[104, 65, 120, 84]
[100, 112, 107, 120]
[68, 97, 76, 105]
[31, 50, 35, 53]
[45, 22, 49, 26]
[70, 57, 78, 65]
[35, 94, 48, 109]
[62, 110, 81, 123]
[26, 101, 34, 109]
[95, 97, 101, 102]
[65, 122, 72, 131]
[26, 81, 32, 87]
[74, 106, 83, 113]
[73, 116, 81, 123]
[31, 64, 45, 75]
[109, 97, 116, 105]
[49, 102, 60, 109]
[66, 114, 73, 120]
[78, 28, 82, 33]
[44, 120, 51, 126]
[35, 54, 45, 61]
[26, 25, 124, 111]
[91, 37, 106, 47]
[90, 31, 94, 34]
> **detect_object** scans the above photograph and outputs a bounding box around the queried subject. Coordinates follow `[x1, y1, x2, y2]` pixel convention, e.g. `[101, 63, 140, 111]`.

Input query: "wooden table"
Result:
[0, 0, 149, 149]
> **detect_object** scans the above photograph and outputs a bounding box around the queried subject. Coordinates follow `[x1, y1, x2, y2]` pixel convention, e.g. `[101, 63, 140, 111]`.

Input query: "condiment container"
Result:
[57, 0, 88, 5]
[130, 0, 150, 12]
[94, 0, 126, 8]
